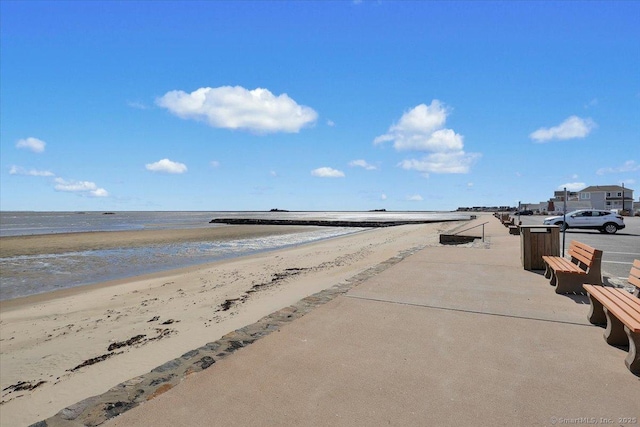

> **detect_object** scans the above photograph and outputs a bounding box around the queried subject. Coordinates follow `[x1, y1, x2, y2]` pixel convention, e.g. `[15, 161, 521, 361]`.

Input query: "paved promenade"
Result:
[101, 216, 638, 426]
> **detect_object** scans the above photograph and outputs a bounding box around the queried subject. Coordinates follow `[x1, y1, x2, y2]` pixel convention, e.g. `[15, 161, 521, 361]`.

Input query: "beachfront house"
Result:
[577, 185, 635, 213]
[551, 190, 579, 202]
[542, 190, 583, 214]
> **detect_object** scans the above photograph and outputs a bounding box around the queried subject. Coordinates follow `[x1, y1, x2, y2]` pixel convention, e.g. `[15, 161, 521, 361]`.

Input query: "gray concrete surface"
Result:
[106, 215, 639, 427]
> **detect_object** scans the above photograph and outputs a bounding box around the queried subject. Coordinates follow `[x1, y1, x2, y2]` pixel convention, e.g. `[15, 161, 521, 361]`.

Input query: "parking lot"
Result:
[516, 214, 640, 285]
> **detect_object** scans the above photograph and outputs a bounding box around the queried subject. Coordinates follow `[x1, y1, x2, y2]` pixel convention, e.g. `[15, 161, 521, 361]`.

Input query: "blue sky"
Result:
[1, 1, 638, 211]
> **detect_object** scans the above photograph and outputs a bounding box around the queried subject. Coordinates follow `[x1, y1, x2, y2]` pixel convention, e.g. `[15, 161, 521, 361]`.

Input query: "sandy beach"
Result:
[0, 221, 459, 426]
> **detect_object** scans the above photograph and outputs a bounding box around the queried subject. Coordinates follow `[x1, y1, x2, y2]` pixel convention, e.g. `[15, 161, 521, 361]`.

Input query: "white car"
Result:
[543, 209, 626, 234]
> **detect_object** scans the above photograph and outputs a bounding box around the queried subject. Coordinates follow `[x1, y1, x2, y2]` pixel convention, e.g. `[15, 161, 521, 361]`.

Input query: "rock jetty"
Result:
[209, 218, 459, 228]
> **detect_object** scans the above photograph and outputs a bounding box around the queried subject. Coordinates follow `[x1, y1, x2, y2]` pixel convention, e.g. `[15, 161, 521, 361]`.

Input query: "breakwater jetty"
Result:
[209, 218, 465, 228]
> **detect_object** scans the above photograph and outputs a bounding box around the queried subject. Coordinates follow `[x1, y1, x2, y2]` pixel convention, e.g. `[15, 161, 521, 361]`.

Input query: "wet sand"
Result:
[0, 224, 313, 258]
[0, 221, 459, 426]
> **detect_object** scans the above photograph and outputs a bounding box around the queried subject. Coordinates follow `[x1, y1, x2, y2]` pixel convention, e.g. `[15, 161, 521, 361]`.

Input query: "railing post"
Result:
[452, 221, 489, 240]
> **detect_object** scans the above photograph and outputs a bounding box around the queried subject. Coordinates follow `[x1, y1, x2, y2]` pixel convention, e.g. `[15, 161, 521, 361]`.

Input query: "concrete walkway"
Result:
[106, 216, 639, 427]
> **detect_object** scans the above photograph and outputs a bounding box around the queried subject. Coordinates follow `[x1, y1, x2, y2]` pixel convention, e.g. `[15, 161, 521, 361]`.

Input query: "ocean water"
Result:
[0, 211, 219, 237]
[0, 211, 469, 237]
[0, 211, 469, 301]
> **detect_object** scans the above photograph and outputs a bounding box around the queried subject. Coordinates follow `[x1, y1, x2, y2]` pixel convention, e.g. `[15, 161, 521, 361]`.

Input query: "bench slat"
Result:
[608, 289, 640, 318]
[543, 256, 584, 273]
[568, 242, 599, 268]
[584, 285, 640, 312]
[570, 242, 598, 255]
[583, 285, 640, 332]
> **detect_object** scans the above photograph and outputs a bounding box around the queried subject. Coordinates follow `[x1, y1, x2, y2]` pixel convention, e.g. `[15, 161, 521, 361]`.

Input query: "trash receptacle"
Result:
[520, 225, 560, 270]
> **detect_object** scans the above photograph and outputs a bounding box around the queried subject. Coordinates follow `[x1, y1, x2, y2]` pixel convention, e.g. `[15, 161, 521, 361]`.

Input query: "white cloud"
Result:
[9, 165, 54, 177]
[157, 86, 318, 134]
[596, 160, 640, 175]
[10, 166, 108, 197]
[327, 120, 335, 127]
[383, 128, 464, 152]
[210, 160, 220, 168]
[145, 158, 188, 174]
[311, 167, 345, 178]
[621, 179, 636, 185]
[374, 101, 480, 175]
[270, 170, 278, 177]
[530, 116, 596, 142]
[380, 193, 387, 200]
[16, 137, 46, 153]
[348, 159, 377, 170]
[374, 101, 452, 151]
[407, 194, 423, 201]
[557, 182, 586, 192]
[398, 151, 481, 176]
[54, 178, 109, 197]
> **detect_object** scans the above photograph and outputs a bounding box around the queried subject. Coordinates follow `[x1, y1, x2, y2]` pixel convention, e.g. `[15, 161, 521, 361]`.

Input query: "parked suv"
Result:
[543, 209, 625, 234]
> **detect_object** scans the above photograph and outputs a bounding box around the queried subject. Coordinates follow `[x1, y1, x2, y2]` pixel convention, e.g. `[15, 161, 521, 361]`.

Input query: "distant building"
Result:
[578, 185, 635, 212]
[542, 190, 582, 214]
[551, 190, 579, 202]
[456, 206, 515, 212]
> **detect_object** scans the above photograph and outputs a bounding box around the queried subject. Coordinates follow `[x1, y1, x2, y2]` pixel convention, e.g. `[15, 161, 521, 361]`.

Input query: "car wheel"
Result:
[555, 221, 567, 231]
[603, 223, 618, 234]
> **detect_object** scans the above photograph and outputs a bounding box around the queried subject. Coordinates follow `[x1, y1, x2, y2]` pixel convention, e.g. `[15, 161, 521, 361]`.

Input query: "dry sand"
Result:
[0, 221, 459, 426]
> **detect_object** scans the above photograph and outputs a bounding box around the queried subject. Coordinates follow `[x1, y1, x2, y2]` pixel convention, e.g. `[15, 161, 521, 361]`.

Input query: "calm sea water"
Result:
[0, 211, 469, 237]
[0, 211, 468, 301]
[0, 211, 221, 237]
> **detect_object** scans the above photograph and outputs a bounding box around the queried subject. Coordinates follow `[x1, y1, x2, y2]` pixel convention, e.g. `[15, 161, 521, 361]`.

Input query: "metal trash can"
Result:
[520, 225, 560, 270]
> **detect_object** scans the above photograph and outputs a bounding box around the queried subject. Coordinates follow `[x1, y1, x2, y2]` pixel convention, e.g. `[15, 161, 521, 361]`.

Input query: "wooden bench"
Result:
[502, 217, 514, 227]
[542, 240, 602, 294]
[583, 260, 640, 375]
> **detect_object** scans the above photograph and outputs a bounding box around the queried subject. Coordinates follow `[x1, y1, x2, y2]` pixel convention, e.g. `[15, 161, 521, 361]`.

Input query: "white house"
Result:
[578, 185, 635, 213]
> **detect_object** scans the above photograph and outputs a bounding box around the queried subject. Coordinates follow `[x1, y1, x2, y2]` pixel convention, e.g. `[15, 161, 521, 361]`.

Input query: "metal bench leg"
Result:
[554, 273, 586, 294]
[603, 307, 628, 346]
[624, 326, 640, 376]
[586, 294, 606, 325]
